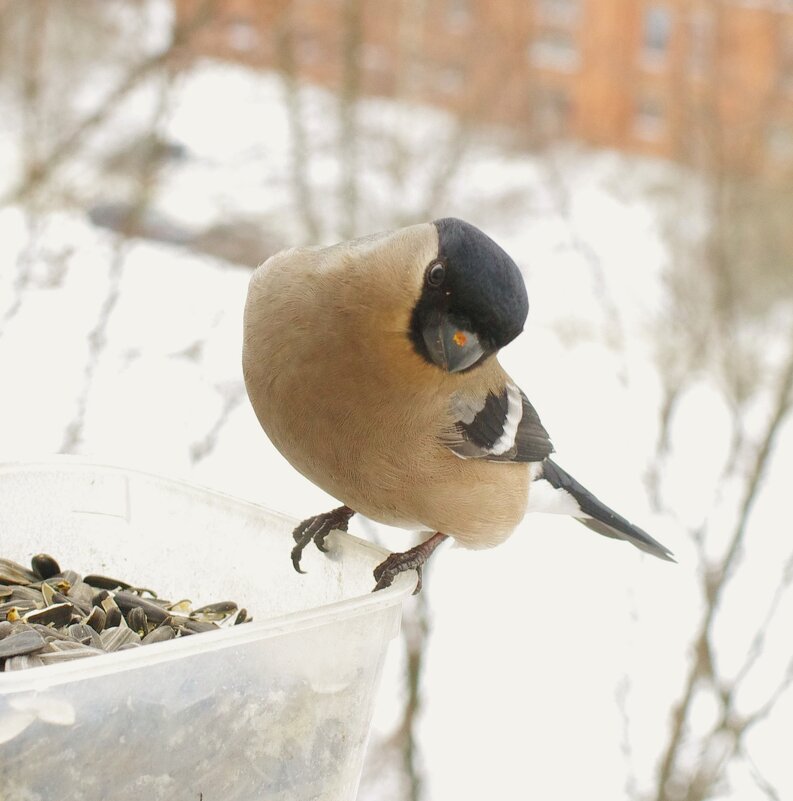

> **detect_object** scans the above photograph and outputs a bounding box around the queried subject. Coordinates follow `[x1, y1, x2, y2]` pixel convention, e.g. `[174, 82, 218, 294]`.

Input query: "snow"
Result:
[1, 44, 791, 801]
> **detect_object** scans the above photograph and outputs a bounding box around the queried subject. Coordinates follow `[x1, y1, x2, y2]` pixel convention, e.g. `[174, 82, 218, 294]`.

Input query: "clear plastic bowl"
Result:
[0, 459, 415, 801]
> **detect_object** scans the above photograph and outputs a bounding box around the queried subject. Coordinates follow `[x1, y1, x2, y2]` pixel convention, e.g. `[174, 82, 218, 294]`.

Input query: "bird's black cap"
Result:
[408, 218, 528, 371]
[434, 217, 528, 348]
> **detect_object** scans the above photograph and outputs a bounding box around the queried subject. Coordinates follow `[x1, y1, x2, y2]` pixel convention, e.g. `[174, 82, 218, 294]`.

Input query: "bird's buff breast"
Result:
[246, 349, 528, 547]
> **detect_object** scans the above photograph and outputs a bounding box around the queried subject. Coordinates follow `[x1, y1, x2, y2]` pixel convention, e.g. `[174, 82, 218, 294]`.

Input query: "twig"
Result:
[273, 7, 322, 242]
[653, 346, 793, 800]
[338, 0, 362, 239]
[0, 0, 216, 208]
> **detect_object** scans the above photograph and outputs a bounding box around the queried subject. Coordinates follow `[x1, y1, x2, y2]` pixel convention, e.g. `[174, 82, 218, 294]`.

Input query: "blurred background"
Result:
[1, 1, 792, 799]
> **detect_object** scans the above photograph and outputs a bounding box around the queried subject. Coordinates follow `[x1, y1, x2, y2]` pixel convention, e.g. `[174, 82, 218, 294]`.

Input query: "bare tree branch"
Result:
[653, 345, 793, 801]
[0, 0, 216, 208]
[338, 0, 362, 239]
[273, 4, 322, 242]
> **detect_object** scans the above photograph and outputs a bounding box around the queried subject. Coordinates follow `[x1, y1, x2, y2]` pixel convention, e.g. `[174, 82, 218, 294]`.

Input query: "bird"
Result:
[242, 218, 674, 593]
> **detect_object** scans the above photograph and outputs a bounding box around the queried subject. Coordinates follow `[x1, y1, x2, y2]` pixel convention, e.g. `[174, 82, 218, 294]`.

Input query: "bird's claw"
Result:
[291, 506, 355, 573]
[372, 533, 447, 594]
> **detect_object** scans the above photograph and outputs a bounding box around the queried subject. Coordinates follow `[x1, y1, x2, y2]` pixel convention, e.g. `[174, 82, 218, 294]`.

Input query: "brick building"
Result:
[175, 0, 793, 172]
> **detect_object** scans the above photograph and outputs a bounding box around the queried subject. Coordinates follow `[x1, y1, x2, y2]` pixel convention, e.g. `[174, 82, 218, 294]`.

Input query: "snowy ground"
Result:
[1, 55, 791, 801]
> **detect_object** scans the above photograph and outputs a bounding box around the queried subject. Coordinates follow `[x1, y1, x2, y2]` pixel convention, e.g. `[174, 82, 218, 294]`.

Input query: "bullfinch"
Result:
[242, 218, 674, 592]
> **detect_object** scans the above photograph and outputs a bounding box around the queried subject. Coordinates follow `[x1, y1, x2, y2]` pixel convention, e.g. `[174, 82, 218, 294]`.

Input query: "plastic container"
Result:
[0, 459, 416, 801]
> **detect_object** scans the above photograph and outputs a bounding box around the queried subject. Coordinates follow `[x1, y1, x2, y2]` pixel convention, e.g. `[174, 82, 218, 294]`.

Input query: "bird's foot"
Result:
[372, 532, 448, 594]
[291, 505, 356, 573]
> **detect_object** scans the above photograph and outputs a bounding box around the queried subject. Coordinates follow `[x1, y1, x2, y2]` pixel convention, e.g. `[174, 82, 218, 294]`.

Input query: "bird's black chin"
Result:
[421, 313, 487, 373]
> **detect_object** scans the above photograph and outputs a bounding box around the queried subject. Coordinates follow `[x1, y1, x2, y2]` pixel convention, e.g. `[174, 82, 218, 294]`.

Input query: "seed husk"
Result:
[40, 582, 56, 606]
[57, 570, 82, 587]
[193, 601, 238, 621]
[23, 602, 74, 627]
[101, 596, 123, 629]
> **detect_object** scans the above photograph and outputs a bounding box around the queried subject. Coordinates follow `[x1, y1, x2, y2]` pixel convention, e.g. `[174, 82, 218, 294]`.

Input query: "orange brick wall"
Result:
[174, 0, 793, 173]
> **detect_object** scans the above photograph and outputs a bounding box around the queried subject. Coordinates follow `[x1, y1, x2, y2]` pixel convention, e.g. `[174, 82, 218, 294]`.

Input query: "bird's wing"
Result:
[442, 380, 675, 562]
[443, 381, 554, 463]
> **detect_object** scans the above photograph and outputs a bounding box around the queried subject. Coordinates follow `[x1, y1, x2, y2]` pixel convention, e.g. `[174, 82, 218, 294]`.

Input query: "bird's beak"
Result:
[422, 314, 485, 373]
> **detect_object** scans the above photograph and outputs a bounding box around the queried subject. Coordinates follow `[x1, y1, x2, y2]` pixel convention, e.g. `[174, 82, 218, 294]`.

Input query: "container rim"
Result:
[0, 456, 417, 694]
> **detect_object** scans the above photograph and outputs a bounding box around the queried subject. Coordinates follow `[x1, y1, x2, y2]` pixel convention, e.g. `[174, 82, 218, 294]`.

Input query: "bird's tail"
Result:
[527, 458, 675, 562]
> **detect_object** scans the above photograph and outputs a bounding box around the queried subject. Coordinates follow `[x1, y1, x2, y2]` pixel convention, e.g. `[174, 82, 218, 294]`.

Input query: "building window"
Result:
[766, 122, 793, 162]
[436, 65, 466, 96]
[687, 8, 713, 78]
[446, 0, 472, 31]
[227, 17, 258, 53]
[294, 29, 324, 66]
[529, 30, 580, 72]
[534, 86, 572, 137]
[536, 0, 581, 26]
[361, 43, 389, 73]
[634, 94, 666, 140]
[642, 5, 673, 67]
[782, 29, 793, 94]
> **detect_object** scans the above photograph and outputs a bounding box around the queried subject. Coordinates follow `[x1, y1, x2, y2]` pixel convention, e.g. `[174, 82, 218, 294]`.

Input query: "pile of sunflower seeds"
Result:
[0, 554, 250, 672]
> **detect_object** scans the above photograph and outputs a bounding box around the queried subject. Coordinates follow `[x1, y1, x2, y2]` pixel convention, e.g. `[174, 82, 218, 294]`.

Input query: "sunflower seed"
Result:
[83, 606, 107, 633]
[66, 581, 95, 614]
[142, 625, 176, 644]
[3, 653, 45, 670]
[30, 553, 61, 580]
[0, 559, 37, 586]
[91, 589, 110, 607]
[84, 574, 131, 591]
[0, 629, 45, 658]
[127, 607, 147, 634]
[100, 626, 142, 652]
[182, 618, 219, 634]
[114, 592, 169, 625]
[67, 624, 102, 647]
[29, 623, 77, 643]
[38, 645, 104, 664]
[0, 552, 252, 671]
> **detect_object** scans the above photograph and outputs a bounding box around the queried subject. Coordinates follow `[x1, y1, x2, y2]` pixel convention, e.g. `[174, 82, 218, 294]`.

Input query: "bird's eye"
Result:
[427, 261, 446, 287]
